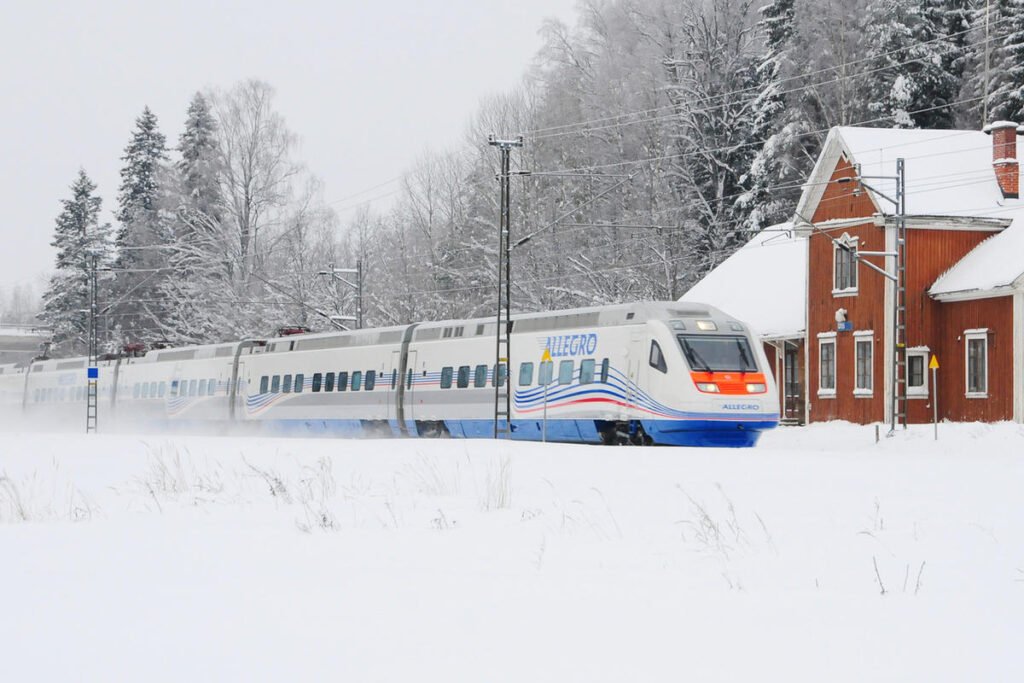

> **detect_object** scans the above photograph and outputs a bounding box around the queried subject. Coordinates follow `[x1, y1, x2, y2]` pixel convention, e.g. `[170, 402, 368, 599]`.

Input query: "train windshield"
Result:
[677, 334, 757, 372]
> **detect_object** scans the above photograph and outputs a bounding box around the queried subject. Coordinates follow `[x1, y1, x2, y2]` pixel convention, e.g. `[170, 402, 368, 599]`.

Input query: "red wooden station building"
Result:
[685, 122, 1024, 425]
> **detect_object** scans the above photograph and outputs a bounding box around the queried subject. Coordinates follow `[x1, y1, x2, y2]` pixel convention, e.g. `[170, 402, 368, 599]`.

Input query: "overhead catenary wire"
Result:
[521, 16, 1010, 139]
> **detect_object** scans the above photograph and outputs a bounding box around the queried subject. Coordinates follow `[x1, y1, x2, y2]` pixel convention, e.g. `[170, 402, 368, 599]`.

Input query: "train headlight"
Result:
[696, 382, 719, 393]
[746, 383, 766, 393]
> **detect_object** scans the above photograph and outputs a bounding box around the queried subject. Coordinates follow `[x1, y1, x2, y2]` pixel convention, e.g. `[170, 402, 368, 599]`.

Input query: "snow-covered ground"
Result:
[1, 423, 1022, 681]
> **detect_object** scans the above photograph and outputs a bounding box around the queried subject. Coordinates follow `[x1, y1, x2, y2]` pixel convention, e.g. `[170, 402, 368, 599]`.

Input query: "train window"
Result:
[189, 379, 198, 397]
[271, 375, 281, 393]
[352, 371, 363, 391]
[518, 362, 534, 386]
[133, 383, 141, 399]
[158, 382, 167, 398]
[580, 359, 595, 384]
[440, 366, 453, 389]
[558, 360, 574, 385]
[365, 370, 376, 391]
[259, 376, 269, 394]
[208, 379, 216, 395]
[443, 328, 452, 339]
[59, 388, 67, 402]
[150, 381, 159, 397]
[494, 363, 507, 387]
[282, 374, 293, 393]
[600, 358, 610, 383]
[324, 372, 335, 392]
[649, 341, 668, 374]
[476, 324, 485, 336]
[539, 360, 554, 386]
[312, 373, 322, 392]
[338, 372, 348, 391]
[171, 380, 180, 398]
[294, 373, 304, 393]
[198, 380, 207, 397]
[391, 369, 397, 389]
[407, 368, 413, 389]
[142, 383, 150, 399]
[474, 364, 487, 388]
[457, 365, 470, 388]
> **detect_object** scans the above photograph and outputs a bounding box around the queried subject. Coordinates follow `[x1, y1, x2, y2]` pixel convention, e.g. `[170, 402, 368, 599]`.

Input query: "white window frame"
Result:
[853, 330, 874, 397]
[832, 233, 859, 296]
[817, 332, 837, 398]
[964, 329, 989, 399]
[906, 346, 930, 398]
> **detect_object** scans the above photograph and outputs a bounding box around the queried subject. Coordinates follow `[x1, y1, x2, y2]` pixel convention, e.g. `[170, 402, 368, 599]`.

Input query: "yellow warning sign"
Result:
[541, 348, 552, 363]
[929, 355, 939, 370]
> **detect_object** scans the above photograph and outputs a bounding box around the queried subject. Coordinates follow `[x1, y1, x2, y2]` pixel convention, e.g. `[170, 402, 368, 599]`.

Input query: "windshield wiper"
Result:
[685, 342, 712, 372]
[735, 339, 753, 372]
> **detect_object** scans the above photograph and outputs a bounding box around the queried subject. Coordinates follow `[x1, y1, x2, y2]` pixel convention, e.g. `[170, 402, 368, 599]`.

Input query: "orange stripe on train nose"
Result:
[690, 372, 767, 395]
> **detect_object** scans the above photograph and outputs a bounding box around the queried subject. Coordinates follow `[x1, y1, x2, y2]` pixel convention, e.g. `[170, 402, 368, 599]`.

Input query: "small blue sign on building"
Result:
[87, 367, 99, 380]
[837, 321, 854, 332]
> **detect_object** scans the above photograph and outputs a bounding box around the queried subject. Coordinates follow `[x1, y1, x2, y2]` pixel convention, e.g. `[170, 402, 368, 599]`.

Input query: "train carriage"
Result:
[0, 301, 779, 447]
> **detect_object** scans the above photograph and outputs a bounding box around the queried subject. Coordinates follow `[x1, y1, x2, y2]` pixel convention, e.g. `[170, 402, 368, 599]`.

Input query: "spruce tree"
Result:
[39, 170, 112, 356]
[987, 0, 1024, 122]
[739, 0, 815, 231]
[110, 106, 171, 346]
[158, 93, 230, 345]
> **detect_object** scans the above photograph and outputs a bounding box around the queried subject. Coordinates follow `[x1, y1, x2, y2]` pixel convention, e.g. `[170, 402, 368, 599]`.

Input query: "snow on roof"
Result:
[930, 207, 1024, 298]
[828, 127, 1018, 218]
[679, 223, 805, 339]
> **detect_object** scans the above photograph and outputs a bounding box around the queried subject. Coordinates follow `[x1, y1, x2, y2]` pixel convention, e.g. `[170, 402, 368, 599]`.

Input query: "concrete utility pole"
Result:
[488, 134, 523, 439]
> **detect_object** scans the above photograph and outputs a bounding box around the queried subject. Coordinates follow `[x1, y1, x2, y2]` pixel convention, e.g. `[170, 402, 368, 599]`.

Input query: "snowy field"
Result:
[1, 423, 1022, 682]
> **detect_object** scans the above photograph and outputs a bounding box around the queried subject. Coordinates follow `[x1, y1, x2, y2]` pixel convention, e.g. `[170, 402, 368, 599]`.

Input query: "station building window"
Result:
[833, 233, 858, 294]
[965, 329, 989, 397]
[907, 348, 929, 397]
[854, 332, 873, 396]
[818, 333, 836, 397]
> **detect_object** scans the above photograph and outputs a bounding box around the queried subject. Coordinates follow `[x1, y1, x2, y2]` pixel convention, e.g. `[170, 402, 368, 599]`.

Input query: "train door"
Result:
[405, 350, 418, 423]
[233, 361, 246, 420]
[626, 330, 644, 417]
[388, 350, 401, 422]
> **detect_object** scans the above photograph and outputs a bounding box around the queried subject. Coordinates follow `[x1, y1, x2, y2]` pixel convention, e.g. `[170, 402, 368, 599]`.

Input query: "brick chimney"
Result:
[984, 121, 1020, 199]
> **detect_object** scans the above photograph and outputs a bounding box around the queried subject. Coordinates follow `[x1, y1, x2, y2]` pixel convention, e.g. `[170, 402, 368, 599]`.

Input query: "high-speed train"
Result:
[0, 302, 780, 446]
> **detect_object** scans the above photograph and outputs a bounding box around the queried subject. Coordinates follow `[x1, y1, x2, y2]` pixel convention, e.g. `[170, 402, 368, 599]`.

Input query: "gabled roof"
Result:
[679, 223, 805, 339]
[796, 127, 1019, 221]
[930, 207, 1024, 299]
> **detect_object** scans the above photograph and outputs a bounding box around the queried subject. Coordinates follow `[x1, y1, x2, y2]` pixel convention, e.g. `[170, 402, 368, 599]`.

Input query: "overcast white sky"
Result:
[0, 0, 578, 292]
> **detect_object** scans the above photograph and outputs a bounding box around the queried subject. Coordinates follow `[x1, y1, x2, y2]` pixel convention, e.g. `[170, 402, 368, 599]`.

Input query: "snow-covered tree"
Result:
[110, 107, 172, 345]
[39, 170, 113, 356]
[157, 93, 229, 344]
[986, 0, 1024, 123]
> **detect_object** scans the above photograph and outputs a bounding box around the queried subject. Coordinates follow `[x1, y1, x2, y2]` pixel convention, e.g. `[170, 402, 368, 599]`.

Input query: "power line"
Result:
[530, 94, 988, 175]
[522, 16, 1010, 139]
